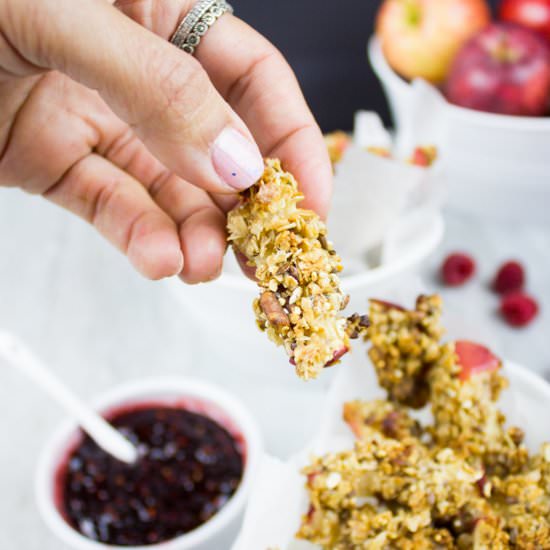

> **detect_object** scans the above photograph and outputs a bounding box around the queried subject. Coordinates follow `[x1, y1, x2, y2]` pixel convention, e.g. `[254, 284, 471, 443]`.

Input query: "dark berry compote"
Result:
[58, 405, 244, 546]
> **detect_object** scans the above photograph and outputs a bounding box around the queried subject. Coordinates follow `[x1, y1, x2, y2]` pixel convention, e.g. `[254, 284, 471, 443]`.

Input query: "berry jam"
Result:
[58, 406, 244, 546]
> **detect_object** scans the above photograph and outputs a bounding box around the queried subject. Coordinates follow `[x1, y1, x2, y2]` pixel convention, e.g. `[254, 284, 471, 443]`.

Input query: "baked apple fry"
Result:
[227, 159, 369, 380]
[367, 295, 445, 408]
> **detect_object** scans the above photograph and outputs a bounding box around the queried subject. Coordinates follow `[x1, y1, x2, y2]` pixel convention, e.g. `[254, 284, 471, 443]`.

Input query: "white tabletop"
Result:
[1, 188, 548, 548]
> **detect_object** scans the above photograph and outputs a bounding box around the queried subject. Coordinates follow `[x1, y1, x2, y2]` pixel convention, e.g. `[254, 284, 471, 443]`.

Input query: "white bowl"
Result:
[36, 377, 263, 550]
[368, 36, 550, 222]
[168, 211, 444, 385]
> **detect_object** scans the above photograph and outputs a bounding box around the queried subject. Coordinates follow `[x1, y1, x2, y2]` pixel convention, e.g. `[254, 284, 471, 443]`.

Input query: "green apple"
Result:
[376, 0, 491, 83]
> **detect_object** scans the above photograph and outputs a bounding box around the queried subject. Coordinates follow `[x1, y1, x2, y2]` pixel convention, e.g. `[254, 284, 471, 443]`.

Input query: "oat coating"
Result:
[227, 159, 367, 380]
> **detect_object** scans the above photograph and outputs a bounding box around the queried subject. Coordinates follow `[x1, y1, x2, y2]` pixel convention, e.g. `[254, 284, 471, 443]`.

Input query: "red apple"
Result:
[499, 0, 550, 43]
[376, 0, 491, 84]
[454, 340, 501, 381]
[445, 23, 550, 115]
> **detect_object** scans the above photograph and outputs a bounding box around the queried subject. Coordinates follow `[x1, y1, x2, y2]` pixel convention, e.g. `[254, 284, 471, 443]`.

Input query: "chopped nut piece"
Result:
[259, 291, 290, 328]
[345, 313, 370, 339]
[341, 294, 350, 310]
[367, 295, 444, 408]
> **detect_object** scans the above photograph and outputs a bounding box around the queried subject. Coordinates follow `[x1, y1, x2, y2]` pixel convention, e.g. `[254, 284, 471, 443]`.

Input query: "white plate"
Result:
[233, 355, 550, 550]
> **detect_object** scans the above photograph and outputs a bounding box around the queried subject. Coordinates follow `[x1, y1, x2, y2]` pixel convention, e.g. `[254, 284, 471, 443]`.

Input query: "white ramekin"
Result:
[36, 377, 263, 550]
[368, 35, 550, 222]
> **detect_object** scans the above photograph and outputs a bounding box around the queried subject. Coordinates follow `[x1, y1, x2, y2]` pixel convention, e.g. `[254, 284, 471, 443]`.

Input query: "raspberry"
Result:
[500, 292, 539, 327]
[441, 253, 476, 286]
[493, 261, 525, 294]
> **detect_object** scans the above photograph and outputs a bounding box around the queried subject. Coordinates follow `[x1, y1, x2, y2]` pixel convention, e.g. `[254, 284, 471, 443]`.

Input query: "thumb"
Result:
[4, 0, 264, 194]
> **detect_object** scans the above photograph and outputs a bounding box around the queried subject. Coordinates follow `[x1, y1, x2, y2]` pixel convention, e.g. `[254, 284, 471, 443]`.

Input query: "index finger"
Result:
[202, 17, 333, 218]
[117, 1, 333, 219]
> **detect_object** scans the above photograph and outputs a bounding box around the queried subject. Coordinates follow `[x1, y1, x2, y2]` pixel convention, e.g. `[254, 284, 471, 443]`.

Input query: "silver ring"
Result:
[170, 0, 234, 55]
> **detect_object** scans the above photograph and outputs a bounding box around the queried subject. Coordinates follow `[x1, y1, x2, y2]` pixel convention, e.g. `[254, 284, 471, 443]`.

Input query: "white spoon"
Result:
[0, 331, 138, 464]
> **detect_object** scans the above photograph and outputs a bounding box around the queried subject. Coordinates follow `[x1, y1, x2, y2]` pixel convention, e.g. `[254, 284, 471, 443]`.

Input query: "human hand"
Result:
[0, 0, 331, 283]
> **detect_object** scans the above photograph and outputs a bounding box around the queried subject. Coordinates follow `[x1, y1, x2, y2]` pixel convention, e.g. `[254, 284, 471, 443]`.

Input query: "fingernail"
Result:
[129, 232, 184, 280]
[212, 128, 264, 190]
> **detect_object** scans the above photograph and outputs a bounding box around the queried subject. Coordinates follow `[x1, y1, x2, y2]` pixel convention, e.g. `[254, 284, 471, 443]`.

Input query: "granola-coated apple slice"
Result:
[367, 295, 445, 408]
[227, 159, 368, 380]
[428, 340, 528, 476]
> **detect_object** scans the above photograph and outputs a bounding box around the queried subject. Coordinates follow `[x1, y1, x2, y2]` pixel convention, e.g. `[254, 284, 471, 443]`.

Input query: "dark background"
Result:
[235, 0, 500, 131]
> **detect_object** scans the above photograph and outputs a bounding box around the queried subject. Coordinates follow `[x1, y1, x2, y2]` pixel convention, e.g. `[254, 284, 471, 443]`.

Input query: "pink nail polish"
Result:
[212, 128, 264, 190]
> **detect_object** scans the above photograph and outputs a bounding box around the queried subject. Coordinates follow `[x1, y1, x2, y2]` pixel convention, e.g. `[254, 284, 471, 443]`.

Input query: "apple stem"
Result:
[491, 35, 521, 64]
[403, 0, 422, 27]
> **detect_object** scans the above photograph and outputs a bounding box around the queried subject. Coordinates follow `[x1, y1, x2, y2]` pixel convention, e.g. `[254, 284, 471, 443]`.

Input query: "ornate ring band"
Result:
[169, 0, 234, 55]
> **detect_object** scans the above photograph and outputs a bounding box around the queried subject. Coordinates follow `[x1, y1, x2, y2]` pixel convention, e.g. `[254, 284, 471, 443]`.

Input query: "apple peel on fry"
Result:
[227, 159, 369, 380]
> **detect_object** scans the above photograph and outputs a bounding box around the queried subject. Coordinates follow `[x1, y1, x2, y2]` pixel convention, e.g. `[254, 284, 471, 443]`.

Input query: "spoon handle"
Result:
[0, 332, 137, 464]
